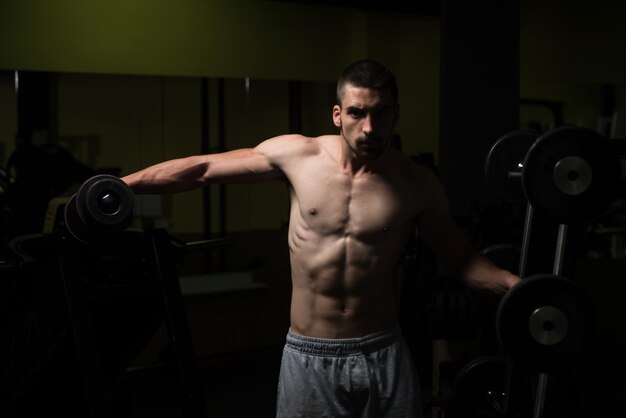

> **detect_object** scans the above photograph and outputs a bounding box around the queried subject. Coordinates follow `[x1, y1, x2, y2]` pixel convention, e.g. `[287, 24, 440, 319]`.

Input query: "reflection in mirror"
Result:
[0, 71, 337, 242]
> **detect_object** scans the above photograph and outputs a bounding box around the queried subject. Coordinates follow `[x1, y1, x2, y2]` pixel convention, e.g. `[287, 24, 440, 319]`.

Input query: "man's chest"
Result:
[287, 164, 418, 237]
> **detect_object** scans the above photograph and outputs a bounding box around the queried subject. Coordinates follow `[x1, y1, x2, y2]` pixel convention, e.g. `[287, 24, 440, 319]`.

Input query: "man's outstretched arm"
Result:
[121, 137, 291, 194]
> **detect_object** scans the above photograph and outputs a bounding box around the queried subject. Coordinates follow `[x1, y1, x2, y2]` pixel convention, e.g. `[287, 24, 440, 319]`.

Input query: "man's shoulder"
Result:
[257, 134, 336, 161]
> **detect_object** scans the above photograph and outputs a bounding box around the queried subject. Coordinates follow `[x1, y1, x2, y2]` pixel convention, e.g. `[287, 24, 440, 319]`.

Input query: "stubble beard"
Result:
[343, 133, 392, 161]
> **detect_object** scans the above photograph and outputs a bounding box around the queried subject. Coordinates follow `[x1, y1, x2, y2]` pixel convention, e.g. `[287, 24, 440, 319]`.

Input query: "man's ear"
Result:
[332, 105, 342, 128]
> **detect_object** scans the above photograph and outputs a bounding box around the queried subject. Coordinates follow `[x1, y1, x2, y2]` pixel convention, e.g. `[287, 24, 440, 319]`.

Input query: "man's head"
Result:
[336, 59, 398, 106]
[333, 59, 399, 161]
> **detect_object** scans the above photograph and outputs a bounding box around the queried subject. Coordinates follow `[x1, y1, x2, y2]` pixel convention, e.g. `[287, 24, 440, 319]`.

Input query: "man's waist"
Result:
[285, 325, 403, 356]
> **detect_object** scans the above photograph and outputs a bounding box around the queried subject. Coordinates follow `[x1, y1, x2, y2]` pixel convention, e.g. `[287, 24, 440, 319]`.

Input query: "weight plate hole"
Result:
[98, 191, 121, 215]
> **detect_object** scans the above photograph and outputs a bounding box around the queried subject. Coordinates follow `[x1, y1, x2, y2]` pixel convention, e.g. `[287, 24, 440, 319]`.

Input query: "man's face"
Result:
[333, 84, 398, 160]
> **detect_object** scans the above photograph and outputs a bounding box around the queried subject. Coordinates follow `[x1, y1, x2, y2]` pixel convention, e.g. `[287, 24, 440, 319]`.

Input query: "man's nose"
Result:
[362, 114, 373, 135]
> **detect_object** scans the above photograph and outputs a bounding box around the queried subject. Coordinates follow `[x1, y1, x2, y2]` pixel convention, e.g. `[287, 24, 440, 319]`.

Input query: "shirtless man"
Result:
[122, 59, 519, 417]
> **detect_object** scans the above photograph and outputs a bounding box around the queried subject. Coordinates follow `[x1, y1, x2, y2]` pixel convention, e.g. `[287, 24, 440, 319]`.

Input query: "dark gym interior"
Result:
[1, 0, 626, 417]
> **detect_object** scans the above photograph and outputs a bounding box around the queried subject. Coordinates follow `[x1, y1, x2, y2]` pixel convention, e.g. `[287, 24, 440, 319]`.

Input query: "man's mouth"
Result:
[360, 136, 382, 145]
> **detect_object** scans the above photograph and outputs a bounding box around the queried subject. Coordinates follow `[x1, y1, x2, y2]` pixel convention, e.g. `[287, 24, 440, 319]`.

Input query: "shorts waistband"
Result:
[285, 326, 402, 356]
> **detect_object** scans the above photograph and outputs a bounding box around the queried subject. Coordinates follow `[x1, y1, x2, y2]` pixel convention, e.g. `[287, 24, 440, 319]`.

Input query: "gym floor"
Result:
[116, 348, 283, 418]
[5, 343, 283, 418]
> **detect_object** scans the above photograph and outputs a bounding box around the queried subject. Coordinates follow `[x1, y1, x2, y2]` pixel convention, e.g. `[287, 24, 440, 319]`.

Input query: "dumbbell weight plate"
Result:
[485, 131, 539, 205]
[450, 355, 534, 418]
[64, 193, 99, 244]
[450, 356, 507, 417]
[75, 174, 135, 229]
[522, 126, 621, 224]
[496, 274, 595, 373]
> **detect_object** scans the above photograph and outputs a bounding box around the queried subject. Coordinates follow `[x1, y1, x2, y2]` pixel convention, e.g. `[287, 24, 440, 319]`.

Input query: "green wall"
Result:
[0, 0, 366, 81]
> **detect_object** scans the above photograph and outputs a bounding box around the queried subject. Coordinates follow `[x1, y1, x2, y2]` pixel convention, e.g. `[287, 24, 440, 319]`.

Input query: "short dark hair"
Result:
[336, 59, 398, 105]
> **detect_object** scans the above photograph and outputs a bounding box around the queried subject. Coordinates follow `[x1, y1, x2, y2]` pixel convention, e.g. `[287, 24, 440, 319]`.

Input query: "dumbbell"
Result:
[485, 125, 622, 280]
[484, 130, 538, 205]
[486, 126, 621, 277]
[496, 274, 595, 373]
[485, 126, 621, 224]
[64, 174, 135, 244]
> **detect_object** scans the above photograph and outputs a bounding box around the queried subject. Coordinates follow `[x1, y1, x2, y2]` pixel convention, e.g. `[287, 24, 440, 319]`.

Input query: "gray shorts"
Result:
[276, 326, 422, 418]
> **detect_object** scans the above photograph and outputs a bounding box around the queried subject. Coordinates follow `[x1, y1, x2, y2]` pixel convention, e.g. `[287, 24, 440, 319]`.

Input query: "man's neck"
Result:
[339, 143, 387, 176]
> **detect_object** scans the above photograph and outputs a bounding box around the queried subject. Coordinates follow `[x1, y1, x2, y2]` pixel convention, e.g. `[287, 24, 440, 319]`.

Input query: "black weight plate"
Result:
[496, 274, 595, 373]
[76, 174, 135, 229]
[63, 194, 98, 244]
[451, 356, 533, 418]
[485, 131, 539, 204]
[522, 126, 621, 224]
[451, 356, 507, 416]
